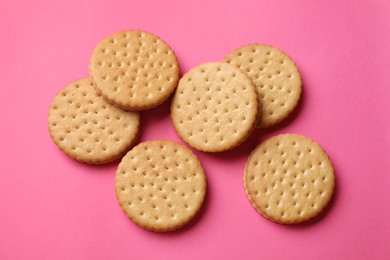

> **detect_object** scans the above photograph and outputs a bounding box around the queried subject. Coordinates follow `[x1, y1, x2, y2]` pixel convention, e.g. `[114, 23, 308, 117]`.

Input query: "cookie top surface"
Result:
[224, 44, 302, 128]
[48, 78, 140, 164]
[115, 140, 207, 232]
[244, 134, 335, 224]
[171, 62, 259, 152]
[90, 30, 180, 110]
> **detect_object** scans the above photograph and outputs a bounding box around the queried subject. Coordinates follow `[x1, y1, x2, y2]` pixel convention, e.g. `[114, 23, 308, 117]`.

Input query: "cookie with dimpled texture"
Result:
[224, 44, 302, 128]
[244, 134, 335, 224]
[48, 78, 140, 164]
[115, 140, 206, 232]
[171, 62, 259, 152]
[90, 30, 180, 110]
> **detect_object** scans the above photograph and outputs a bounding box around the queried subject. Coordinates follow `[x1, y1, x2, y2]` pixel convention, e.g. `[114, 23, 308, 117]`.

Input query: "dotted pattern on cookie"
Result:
[48, 78, 140, 164]
[244, 134, 335, 224]
[115, 140, 207, 232]
[224, 44, 302, 128]
[90, 30, 180, 110]
[171, 62, 259, 152]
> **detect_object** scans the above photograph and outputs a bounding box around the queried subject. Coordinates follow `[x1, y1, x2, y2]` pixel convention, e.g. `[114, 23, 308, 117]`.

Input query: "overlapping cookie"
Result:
[224, 44, 302, 128]
[171, 62, 259, 152]
[48, 78, 140, 164]
[90, 30, 180, 110]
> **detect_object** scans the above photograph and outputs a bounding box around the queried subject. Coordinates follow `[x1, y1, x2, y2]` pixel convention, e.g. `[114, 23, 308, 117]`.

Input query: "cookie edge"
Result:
[89, 29, 180, 110]
[48, 77, 141, 164]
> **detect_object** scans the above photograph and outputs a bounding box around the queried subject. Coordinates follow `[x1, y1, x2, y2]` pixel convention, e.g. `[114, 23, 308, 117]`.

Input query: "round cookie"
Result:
[90, 30, 180, 110]
[223, 44, 302, 128]
[244, 134, 335, 224]
[48, 78, 140, 164]
[171, 62, 259, 152]
[115, 140, 206, 232]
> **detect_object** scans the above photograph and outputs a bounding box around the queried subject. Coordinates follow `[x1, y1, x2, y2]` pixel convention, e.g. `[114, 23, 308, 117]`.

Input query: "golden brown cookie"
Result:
[115, 140, 207, 232]
[244, 134, 335, 224]
[48, 78, 140, 164]
[90, 30, 180, 110]
[171, 62, 259, 152]
[224, 44, 302, 128]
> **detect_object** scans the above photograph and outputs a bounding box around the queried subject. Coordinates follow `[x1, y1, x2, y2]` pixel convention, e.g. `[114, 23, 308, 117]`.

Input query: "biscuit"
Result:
[90, 30, 180, 110]
[115, 140, 206, 232]
[244, 134, 335, 224]
[171, 62, 259, 152]
[224, 44, 302, 128]
[48, 78, 140, 164]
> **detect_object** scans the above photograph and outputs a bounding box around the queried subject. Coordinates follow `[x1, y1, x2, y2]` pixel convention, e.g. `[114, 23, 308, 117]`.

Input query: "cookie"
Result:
[244, 134, 335, 224]
[48, 78, 140, 164]
[90, 30, 180, 110]
[223, 44, 302, 128]
[115, 140, 206, 232]
[171, 62, 259, 152]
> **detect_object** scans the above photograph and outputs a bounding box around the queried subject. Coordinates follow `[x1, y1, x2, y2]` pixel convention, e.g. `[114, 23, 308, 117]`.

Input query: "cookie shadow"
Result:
[206, 128, 262, 162]
[57, 149, 121, 173]
[137, 95, 173, 141]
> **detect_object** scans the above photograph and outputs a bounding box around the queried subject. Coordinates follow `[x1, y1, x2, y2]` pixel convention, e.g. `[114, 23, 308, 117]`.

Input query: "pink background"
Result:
[1, 0, 389, 259]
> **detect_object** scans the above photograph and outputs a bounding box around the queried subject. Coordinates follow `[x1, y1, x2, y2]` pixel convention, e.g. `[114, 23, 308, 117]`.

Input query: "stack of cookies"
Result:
[48, 30, 335, 231]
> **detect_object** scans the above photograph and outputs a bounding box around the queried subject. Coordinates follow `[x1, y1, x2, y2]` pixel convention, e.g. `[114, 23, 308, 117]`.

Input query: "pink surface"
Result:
[1, 0, 389, 259]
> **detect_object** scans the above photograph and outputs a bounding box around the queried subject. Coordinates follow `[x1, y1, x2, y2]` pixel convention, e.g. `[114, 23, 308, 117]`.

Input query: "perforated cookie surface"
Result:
[224, 44, 302, 128]
[115, 140, 206, 232]
[48, 78, 140, 164]
[244, 134, 335, 224]
[171, 62, 259, 152]
[90, 30, 180, 110]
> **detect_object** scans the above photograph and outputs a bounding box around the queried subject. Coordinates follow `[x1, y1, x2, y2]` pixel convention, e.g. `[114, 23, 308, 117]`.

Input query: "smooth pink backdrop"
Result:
[1, 0, 389, 259]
